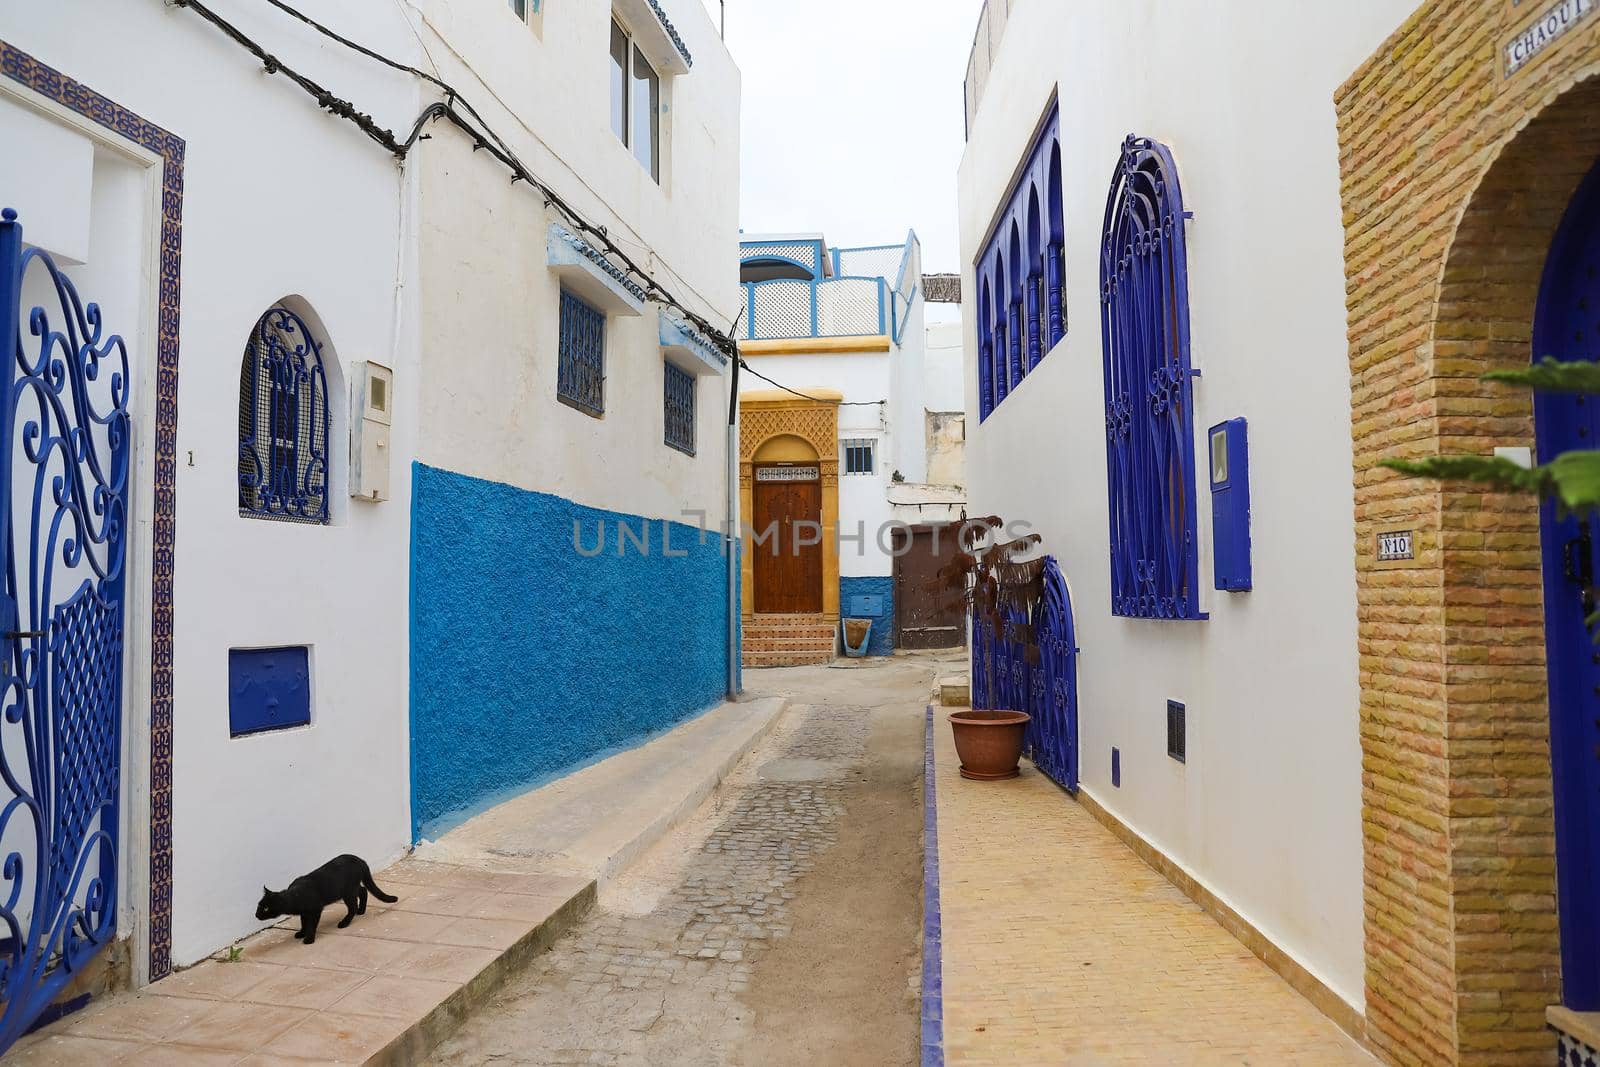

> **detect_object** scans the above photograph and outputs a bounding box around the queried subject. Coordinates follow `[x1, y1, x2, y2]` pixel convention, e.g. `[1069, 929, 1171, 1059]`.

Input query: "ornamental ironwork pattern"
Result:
[558, 290, 606, 417]
[0, 210, 131, 1051]
[1026, 558, 1078, 792]
[970, 556, 1079, 794]
[663, 361, 694, 455]
[238, 307, 329, 523]
[0, 38, 187, 984]
[976, 103, 1064, 421]
[1100, 135, 1201, 621]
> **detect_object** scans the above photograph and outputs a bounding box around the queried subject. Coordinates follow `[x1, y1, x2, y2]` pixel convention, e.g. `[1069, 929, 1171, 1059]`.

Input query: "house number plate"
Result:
[1377, 530, 1414, 562]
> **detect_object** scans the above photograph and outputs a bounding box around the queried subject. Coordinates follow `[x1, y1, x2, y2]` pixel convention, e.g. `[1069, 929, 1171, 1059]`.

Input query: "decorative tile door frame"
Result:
[0, 39, 186, 985]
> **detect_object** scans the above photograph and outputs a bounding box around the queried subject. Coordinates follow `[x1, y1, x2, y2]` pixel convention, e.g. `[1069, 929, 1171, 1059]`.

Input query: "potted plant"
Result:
[938, 516, 1047, 780]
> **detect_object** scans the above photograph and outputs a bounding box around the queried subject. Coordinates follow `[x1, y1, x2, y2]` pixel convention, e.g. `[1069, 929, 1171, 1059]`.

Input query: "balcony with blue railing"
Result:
[740, 233, 921, 345]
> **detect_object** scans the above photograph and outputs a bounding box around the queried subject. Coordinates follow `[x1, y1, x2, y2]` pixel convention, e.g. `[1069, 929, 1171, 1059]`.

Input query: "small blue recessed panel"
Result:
[229, 646, 311, 737]
[849, 594, 885, 618]
[1208, 417, 1252, 591]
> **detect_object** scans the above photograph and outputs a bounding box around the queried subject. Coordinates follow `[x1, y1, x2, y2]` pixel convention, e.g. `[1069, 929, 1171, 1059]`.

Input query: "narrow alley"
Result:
[428, 657, 943, 1066]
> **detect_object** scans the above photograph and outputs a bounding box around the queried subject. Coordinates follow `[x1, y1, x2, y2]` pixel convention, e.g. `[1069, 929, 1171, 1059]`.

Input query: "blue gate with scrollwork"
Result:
[1026, 560, 1078, 791]
[970, 556, 1078, 793]
[0, 209, 130, 1051]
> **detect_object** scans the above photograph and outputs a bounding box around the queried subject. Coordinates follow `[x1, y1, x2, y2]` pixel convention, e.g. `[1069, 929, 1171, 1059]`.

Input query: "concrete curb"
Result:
[592, 696, 790, 887]
[372, 881, 598, 1066]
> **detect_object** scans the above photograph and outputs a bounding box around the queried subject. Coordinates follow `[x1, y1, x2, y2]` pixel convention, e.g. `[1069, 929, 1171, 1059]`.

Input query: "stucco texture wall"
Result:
[409, 462, 731, 838]
[840, 576, 895, 656]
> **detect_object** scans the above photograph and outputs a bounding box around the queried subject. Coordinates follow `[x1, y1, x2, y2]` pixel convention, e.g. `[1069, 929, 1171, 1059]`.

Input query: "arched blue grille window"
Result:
[976, 102, 1065, 421]
[1100, 136, 1200, 620]
[238, 306, 330, 524]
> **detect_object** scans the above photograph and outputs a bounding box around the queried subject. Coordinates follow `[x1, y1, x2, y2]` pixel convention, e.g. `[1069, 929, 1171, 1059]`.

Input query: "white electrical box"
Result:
[350, 360, 393, 502]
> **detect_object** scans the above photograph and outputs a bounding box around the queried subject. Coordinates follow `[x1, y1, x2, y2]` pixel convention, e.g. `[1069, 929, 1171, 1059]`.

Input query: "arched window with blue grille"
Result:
[1100, 135, 1200, 620]
[974, 101, 1064, 422]
[238, 306, 331, 524]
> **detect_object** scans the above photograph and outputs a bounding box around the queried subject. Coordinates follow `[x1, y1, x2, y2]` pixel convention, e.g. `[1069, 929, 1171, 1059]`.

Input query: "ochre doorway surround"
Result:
[738, 390, 841, 625]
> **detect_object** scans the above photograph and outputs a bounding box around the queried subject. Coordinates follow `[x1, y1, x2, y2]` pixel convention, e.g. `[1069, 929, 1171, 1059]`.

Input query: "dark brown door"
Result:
[894, 525, 965, 649]
[753, 467, 823, 614]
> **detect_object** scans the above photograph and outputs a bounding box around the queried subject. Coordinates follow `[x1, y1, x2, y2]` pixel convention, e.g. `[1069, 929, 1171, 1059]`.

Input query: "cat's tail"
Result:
[362, 864, 398, 903]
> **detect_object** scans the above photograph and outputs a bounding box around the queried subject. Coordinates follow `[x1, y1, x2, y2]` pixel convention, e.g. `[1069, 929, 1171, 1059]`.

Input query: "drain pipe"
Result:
[725, 355, 741, 697]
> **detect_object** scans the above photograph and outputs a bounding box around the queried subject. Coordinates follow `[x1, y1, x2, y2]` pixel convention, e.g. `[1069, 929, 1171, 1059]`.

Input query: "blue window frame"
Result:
[1100, 135, 1201, 620]
[238, 306, 330, 524]
[976, 102, 1065, 421]
[558, 289, 605, 417]
[664, 361, 695, 455]
[843, 438, 876, 475]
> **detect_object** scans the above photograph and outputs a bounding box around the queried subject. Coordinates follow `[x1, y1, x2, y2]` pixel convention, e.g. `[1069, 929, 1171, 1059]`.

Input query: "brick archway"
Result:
[1339, 6, 1600, 1057]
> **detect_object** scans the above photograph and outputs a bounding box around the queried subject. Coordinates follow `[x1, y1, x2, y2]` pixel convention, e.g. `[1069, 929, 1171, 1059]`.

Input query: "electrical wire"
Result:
[736, 359, 886, 406]
[168, 0, 740, 357]
[178, 0, 894, 410]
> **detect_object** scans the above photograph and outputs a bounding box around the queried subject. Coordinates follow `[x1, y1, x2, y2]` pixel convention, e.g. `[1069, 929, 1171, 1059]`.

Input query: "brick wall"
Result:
[1336, 3, 1600, 1064]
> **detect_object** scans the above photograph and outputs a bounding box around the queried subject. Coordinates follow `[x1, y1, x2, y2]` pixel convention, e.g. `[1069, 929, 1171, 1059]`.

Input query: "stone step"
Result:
[744, 636, 838, 651]
[743, 649, 834, 668]
[743, 629, 837, 643]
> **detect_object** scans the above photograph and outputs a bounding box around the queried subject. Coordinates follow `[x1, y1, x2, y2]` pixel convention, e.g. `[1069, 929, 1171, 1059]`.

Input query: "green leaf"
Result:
[1379, 455, 1549, 494]
[1547, 451, 1600, 513]
[1483, 357, 1600, 394]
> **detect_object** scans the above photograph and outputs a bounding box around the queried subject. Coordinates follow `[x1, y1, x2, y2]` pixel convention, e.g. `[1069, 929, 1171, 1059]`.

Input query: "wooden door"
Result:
[753, 466, 823, 614]
[894, 525, 964, 648]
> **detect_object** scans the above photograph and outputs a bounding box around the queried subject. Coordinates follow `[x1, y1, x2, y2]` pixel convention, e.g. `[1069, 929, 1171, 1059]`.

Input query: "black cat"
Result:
[255, 854, 398, 945]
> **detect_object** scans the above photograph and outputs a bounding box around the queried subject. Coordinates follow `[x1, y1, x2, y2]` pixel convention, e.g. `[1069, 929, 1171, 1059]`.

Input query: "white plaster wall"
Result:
[889, 294, 929, 485]
[1, 0, 424, 967]
[956, 0, 1416, 1010]
[740, 351, 893, 577]
[924, 322, 966, 413]
[411, 0, 741, 530]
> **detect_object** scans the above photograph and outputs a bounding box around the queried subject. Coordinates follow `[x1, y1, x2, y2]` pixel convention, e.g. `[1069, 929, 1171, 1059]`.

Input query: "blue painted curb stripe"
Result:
[922, 704, 944, 1067]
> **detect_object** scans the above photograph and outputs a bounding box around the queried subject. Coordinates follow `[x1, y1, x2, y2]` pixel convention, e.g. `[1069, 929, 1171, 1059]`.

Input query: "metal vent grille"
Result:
[663, 361, 695, 456]
[557, 289, 605, 417]
[1167, 700, 1186, 764]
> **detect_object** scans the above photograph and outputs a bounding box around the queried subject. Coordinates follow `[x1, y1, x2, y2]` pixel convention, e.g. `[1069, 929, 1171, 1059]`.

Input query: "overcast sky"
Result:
[703, 0, 977, 275]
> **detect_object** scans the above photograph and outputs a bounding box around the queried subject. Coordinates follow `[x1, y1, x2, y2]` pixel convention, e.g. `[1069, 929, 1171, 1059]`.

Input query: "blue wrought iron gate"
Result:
[971, 555, 1079, 793]
[0, 208, 131, 1050]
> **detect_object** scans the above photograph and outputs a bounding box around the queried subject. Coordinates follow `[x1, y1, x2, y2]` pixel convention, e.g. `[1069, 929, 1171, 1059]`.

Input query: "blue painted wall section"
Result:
[409, 462, 732, 839]
[840, 576, 895, 656]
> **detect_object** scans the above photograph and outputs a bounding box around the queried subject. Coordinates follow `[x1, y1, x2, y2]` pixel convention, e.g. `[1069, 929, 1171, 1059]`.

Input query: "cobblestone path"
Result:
[430, 660, 931, 1066]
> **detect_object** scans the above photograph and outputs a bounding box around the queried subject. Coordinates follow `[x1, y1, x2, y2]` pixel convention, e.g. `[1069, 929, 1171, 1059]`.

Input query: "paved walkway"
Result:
[428, 657, 937, 1066]
[932, 712, 1375, 1066]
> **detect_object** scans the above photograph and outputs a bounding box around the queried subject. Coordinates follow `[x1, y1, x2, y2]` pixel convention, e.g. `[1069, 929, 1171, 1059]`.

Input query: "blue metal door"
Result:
[1026, 558, 1079, 793]
[0, 209, 131, 1049]
[1535, 158, 1600, 1011]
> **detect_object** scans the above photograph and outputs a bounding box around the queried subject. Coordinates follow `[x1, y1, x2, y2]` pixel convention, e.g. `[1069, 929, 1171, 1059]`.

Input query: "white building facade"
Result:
[737, 233, 967, 662]
[957, 0, 1413, 1027]
[0, 0, 737, 1042]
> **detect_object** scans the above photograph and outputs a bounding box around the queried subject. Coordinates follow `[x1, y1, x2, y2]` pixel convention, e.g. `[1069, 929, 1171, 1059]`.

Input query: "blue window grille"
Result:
[1100, 135, 1201, 620]
[843, 438, 876, 475]
[976, 101, 1065, 421]
[238, 306, 330, 524]
[664, 361, 695, 455]
[558, 289, 605, 417]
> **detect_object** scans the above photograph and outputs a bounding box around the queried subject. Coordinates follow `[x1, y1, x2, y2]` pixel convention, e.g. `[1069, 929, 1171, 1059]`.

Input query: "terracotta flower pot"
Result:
[948, 709, 1031, 781]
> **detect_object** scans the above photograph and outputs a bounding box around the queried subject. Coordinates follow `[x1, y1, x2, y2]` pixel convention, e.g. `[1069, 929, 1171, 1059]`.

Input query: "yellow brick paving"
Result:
[934, 720, 1375, 1066]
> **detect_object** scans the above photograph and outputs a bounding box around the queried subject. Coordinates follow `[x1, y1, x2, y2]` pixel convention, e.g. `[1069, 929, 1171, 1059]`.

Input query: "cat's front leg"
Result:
[300, 909, 321, 945]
